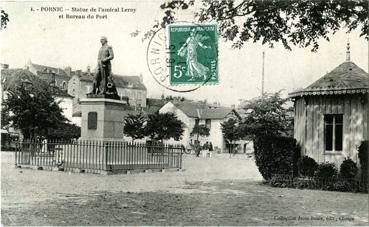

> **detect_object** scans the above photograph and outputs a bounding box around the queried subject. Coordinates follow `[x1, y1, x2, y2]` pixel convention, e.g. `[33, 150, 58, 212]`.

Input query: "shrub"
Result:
[298, 156, 318, 178]
[269, 175, 362, 192]
[253, 135, 301, 181]
[315, 162, 338, 179]
[339, 158, 358, 179]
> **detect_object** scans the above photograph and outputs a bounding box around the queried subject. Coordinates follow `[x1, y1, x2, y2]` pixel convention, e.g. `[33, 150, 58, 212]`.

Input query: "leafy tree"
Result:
[190, 123, 210, 141]
[238, 92, 293, 139]
[1, 107, 10, 130]
[123, 113, 146, 141]
[2, 70, 68, 139]
[1, 10, 9, 30]
[47, 122, 81, 140]
[142, 0, 368, 51]
[145, 112, 184, 142]
[221, 118, 241, 153]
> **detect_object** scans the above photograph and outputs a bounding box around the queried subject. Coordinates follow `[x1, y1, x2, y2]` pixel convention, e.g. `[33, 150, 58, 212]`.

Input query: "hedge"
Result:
[270, 174, 367, 193]
[339, 158, 358, 179]
[254, 135, 300, 181]
[298, 155, 318, 178]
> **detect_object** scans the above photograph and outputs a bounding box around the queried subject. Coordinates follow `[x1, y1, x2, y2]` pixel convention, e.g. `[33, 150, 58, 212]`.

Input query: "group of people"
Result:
[193, 140, 213, 157]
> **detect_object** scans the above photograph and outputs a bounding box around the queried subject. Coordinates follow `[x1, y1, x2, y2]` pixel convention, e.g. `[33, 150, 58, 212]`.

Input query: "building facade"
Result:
[289, 44, 368, 166]
[159, 101, 237, 152]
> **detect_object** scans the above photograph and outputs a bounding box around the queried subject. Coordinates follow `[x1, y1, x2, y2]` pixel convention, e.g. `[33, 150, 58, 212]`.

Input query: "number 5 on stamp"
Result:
[167, 23, 218, 85]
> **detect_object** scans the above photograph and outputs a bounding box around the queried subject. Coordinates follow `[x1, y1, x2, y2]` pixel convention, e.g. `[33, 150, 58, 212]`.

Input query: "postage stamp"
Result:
[167, 23, 218, 85]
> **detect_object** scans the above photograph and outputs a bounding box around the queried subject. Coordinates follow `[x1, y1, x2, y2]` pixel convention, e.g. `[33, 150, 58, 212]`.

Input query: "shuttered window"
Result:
[324, 114, 343, 152]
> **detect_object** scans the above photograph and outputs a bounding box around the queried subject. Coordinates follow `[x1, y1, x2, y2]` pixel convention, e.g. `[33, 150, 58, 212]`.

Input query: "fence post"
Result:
[105, 141, 108, 171]
[180, 145, 183, 169]
[14, 141, 18, 167]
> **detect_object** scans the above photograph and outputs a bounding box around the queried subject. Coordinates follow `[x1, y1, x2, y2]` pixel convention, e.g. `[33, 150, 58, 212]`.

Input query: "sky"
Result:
[1, 0, 368, 107]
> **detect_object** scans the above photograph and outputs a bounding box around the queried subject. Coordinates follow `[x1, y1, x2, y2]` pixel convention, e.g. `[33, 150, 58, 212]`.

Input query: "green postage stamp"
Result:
[167, 23, 218, 85]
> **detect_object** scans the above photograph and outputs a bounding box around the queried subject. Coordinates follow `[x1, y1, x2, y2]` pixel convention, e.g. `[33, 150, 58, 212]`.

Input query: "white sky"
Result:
[1, 0, 368, 106]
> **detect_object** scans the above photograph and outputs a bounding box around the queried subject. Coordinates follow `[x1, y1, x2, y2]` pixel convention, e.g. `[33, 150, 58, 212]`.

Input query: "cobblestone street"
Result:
[1, 152, 368, 225]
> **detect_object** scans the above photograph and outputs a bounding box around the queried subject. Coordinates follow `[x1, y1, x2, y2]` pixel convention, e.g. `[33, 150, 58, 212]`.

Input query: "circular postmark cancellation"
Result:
[146, 21, 218, 92]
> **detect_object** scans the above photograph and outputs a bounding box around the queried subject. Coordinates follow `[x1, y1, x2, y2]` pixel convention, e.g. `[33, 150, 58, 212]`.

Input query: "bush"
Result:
[298, 156, 318, 177]
[253, 135, 301, 181]
[269, 175, 363, 192]
[339, 158, 358, 179]
[315, 162, 338, 179]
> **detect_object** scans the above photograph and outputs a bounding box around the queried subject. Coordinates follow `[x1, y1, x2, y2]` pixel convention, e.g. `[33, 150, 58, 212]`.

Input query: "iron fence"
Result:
[15, 139, 183, 174]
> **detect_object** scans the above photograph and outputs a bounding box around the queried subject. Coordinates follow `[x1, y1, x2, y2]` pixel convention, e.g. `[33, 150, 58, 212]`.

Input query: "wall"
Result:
[159, 102, 192, 146]
[206, 119, 224, 151]
[55, 96, 73, 123]
[159, 102, 226, 151]
[116, 87, 147, 107]
[294, 94, 368, 166]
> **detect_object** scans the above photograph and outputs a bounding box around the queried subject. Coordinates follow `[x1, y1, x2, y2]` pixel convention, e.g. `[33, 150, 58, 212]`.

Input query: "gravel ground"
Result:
[1, 152, 368, 226]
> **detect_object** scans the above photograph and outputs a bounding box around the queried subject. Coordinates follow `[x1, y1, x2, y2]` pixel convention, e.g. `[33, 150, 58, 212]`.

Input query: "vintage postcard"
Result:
[1, 0, 368, 226]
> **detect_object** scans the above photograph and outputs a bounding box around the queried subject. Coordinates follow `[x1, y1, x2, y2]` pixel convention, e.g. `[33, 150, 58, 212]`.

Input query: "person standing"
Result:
[208, 141, 213, 158]
[195, 140, 201, 157]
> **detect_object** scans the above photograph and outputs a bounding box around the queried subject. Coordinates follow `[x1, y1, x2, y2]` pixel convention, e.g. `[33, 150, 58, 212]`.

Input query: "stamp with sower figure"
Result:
[167, 23, 218, 85]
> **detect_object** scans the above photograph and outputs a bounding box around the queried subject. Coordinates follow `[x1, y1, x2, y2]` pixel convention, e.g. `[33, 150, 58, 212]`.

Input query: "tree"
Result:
[1, 10, 9, 30]
[123, 113, 146, 141]
[190, 124, 210, 141]
[238, 92, 293, 139]
[47, 122, 81, 140]
[2, 70, 68, 139]
[142, 0, 368, 51]
[145, 112, 184, 142]
[1, 107, 10, 130]
[221, 118, 241, 153]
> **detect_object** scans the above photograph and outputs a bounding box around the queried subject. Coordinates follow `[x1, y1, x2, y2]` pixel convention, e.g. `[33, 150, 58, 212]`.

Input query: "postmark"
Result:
[146, 22, 218, 92]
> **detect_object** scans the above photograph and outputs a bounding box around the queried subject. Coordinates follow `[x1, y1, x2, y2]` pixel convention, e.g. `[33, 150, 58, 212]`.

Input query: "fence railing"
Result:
[15, 139, 183, 174]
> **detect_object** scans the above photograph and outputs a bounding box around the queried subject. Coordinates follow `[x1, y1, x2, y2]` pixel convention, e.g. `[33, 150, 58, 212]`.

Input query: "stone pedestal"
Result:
[80, 98, 127, 141]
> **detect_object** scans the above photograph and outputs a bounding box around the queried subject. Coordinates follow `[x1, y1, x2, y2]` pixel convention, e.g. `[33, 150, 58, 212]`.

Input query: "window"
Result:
[195, 118, 199, 126]
[62, 81, 67, 90]
[205, 119, 211, 129]
[324, 114, 343, 152]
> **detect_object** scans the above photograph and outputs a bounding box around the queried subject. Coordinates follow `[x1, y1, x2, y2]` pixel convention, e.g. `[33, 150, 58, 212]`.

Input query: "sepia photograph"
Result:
[0, 0, 368, 226]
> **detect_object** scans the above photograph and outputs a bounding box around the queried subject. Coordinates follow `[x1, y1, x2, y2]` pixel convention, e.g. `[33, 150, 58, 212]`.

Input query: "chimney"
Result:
[139, 73, 143, 83]
[87, 65, 91, 73]
[1, 63, 9, 69]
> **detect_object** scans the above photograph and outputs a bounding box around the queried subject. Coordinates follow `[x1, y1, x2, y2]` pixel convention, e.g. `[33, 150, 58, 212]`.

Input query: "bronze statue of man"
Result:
[92, 36, 114, 94]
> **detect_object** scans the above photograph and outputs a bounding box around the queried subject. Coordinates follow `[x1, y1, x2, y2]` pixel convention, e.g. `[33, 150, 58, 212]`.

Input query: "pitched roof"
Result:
[289, 61, 369, 98]
[31, 63, 69, 77]
[71, 72, 146, 90]
[172, 101, 233, 119]
[71, 71, 94, 82]
[1, 68, 45, 90]
[113, 74, 146, 90]
[1, 68, 73, 98]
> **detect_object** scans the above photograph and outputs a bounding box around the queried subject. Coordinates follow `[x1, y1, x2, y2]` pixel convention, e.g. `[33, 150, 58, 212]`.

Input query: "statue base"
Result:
[86, 93, 120, 100]
[80, 98, 127, 141]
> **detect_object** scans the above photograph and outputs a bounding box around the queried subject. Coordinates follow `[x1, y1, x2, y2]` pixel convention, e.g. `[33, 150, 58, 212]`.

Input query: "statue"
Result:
[89, 36, 119, 99]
